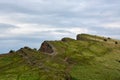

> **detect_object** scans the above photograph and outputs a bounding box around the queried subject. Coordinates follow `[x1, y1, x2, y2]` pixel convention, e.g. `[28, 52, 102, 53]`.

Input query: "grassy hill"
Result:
[0, 34, 120, 80]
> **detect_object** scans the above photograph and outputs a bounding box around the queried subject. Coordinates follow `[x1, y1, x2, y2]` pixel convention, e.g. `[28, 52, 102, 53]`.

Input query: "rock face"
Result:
[76, 34, 87, 40]
[61, 37, 75, 42]
[39, 41, 54, 54]
[76, 34, 95, 41]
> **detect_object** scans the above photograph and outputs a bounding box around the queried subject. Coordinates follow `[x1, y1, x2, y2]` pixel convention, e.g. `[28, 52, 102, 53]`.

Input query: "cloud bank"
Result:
[0, 0, 120, 53]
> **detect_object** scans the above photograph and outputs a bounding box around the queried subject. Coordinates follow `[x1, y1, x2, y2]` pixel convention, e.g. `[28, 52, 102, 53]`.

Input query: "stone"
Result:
[61, 37, 75, 42]
[39, 41, 54, 53]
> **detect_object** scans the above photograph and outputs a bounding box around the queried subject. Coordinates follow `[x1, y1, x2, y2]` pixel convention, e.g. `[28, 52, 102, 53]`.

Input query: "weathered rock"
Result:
[39, 41, 54, 54]
[103, 39, 107, 41]
[24, 46, 33, 51]
[61, 37, 75, 42]
[76, 34, 88, 40]
[107, 37, 111, 40]
[9, 50, 15, 53]
[115, 41, 118, 44]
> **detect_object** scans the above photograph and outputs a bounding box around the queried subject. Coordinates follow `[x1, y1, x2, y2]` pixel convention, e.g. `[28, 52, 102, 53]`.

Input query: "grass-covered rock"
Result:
[61, 37, 75, 42]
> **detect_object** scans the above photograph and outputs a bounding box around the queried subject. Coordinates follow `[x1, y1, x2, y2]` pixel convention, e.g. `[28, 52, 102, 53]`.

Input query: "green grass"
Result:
[0, 34, 120, 80]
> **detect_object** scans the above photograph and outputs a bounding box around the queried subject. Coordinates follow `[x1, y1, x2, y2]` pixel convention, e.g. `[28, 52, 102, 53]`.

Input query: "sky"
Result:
[0, 0, 120, 53]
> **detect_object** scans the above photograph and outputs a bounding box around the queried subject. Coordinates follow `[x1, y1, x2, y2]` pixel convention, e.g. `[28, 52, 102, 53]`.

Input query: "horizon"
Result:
[1, 33, 120, 54]
[0, 0, 120, 53]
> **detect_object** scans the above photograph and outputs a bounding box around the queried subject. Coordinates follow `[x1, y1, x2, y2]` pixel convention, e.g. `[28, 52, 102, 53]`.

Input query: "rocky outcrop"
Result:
[76, 34, 88, 40]
[39, 41, 54, 54]
[77, 34, 98, 41]
[61, 37, 75, 42]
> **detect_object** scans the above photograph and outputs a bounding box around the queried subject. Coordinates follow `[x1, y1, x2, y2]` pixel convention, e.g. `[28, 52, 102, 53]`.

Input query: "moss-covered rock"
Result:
[61, 37, 75, 42]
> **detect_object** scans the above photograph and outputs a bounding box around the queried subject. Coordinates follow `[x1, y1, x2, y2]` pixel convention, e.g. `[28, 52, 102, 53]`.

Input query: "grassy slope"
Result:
[0, 34, 120, 80]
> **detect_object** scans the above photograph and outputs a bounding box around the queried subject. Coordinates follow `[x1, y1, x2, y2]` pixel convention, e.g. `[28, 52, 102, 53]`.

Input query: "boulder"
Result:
[76, 34, 88, 40]
[39, 41, 54, 54]
[61, 37, 75, 42]
[9, 50, 15, 53]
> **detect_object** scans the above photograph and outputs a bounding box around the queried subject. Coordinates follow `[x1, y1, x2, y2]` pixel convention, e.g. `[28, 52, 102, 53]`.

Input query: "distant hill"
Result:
[0, 34, 120, 80]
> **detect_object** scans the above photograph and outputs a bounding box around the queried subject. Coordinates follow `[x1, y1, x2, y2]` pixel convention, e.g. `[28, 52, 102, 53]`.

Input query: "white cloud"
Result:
[101, 22, 120, 28]
[0, 22, 88, 38]
[0, 0, 120, 53]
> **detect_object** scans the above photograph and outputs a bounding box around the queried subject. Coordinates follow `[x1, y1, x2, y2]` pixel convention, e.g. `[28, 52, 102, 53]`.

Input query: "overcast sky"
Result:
[0, 0, 120, 53]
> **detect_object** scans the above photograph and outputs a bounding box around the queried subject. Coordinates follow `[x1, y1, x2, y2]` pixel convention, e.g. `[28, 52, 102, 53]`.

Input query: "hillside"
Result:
[0, 34, 120, 80]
